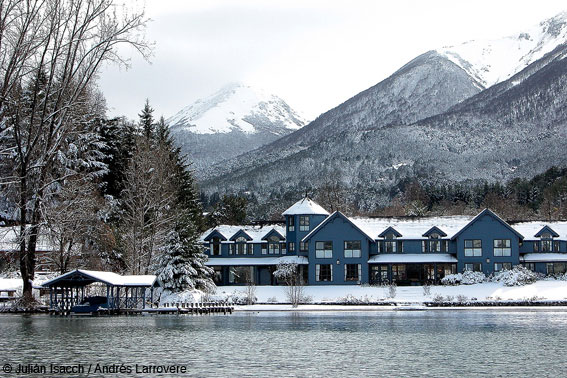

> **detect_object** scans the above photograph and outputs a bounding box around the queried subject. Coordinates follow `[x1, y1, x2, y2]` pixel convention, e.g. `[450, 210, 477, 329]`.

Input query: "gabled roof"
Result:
[534, 225, 559, 238]
[378, 226, 402, 238]
[203, 229, 228, 242]
[511, 221, 567, 241]
[450, 209, 524, 240]
[229, 229, 253, 241]
[262, 228, 285, 241]
[200, 224, 286, 243]
[302, 211, 374, 242]
[42, 269, 156, 288]
[422, 226, 447, 238]
[282, 197, 329, 216]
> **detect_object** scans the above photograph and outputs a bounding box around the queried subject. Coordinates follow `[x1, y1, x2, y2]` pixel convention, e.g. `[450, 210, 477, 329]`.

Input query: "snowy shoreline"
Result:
[234, 304, 567, 312]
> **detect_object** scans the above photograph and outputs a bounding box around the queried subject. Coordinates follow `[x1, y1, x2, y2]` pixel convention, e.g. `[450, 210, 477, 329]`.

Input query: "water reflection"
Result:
[1, 311, 566, 377]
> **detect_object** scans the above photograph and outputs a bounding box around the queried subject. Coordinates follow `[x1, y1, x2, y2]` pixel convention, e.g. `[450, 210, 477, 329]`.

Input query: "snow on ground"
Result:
[214, 281, 567, 306]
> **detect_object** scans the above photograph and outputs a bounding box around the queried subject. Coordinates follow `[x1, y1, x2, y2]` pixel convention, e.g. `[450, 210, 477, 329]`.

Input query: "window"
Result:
[464, 263, 482, 272]
[344, 241, 361, 258]
[212, 267, 223, 284]
[288, 216, 295, 232]
[268, 236, 280, 255]
[288, 242, 295, 252]
[554, 240, 560, 253]
[228, 266, 254, 284]
[533, 242, 540, 253]
[209, 237, 221, 256]
[300, 241, 308, 252]
[316, 264, 332, 281]
[247, 244, 253, 255]
[370, 265, 388, 284]
[235, 236, 247, 255]
[392, 264, 406, 282]
[464, 240, 482, 257]
[429, 233, 441, 252]
[523, 263, 535, 272]
[345, 264, 361, 281]
[299, 216, 310, 232]
[280, 243, 287, 255]
[261, 243, 267, 255]
[315, 241, 333, 258]
[385, 240, 397, 253]
[493, 239, 511, 257]
[494, 262, 512, 272]
[547, 263, 567, 275]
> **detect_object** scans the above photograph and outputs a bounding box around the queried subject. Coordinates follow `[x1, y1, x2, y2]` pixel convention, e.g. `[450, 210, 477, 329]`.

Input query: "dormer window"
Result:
[210, 237, 221, 256]
[385, 234, 397, 253]
[299, 216, 310, 232]
[535, 233, 554, 252]
[268, 235, 280, 255]
[429, 233, 440, 253]
[534, 227, 559, 252]
[235, 236, 247, 255]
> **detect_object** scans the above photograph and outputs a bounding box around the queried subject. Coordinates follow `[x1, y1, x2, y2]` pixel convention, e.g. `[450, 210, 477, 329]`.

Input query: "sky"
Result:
[98, 0, 567, 122]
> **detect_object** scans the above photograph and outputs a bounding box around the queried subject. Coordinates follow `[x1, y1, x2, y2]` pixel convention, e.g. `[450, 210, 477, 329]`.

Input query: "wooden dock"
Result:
[49, 301, 233, 316]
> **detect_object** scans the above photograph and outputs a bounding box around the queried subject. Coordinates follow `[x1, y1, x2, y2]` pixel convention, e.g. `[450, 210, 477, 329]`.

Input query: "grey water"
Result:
[1, 310, 567, 377]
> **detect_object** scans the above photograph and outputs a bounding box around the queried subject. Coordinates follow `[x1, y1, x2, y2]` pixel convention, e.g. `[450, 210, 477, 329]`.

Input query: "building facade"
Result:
[201, 198, 567, 286]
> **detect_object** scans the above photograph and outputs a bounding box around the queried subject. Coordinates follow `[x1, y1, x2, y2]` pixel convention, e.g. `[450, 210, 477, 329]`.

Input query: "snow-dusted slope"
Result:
[167, 82, 305, 135]
[438, 12, 567, 88]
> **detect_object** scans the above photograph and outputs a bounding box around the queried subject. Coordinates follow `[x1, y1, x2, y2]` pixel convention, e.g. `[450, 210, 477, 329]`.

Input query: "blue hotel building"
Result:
[201, 198, 567, 286]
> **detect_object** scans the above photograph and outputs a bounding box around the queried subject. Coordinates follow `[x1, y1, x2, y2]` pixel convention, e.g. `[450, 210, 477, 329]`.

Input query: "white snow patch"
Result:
[437, 12, 567, 88]
[167, 82, 305, 135]
[282, 197, 330, 216]
[216, 281, 567, 305]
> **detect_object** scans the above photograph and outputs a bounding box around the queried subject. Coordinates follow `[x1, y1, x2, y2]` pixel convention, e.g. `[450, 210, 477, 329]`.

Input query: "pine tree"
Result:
[139, 99, 155, 140]
[155, 221, 215, 293]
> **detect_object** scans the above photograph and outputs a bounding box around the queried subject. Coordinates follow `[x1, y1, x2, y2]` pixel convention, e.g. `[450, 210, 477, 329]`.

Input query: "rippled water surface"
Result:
[1, 310, 567, 377]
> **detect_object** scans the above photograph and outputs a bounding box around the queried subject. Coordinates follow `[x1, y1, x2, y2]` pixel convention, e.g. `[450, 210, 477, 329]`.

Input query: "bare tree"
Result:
[274, 262, 305, 307]
[0, 0, 149, 301]
[119, 137, 177, 275]
[43, 177, 108, 274]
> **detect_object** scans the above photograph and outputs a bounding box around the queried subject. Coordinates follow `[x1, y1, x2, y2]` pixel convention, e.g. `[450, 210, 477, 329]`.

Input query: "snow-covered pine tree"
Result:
[152, 110, 214, 292]
[156, 220, 215, 293]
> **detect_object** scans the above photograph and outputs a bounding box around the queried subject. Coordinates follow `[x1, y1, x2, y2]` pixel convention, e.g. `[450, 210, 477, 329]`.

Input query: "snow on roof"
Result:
[0, 226, 57, 252]
[206, 256, 308, 266]
[201, 224, 286, 243]
[511, 221, 567, 240]
[281, 198, 329, 216]
[350, 216, 473, 240]
[521, 253, 567, 262]
[368, 254, 458, 264]
[42, 269, 156, 287]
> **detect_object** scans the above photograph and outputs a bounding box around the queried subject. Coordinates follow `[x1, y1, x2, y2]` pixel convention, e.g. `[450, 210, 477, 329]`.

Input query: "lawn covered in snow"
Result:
[214, 281, 567, 306]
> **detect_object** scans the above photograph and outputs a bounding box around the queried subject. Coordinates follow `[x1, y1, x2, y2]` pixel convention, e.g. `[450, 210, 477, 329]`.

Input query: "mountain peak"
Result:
[167, 83, 305, 135]
[437, 11, 567, 88]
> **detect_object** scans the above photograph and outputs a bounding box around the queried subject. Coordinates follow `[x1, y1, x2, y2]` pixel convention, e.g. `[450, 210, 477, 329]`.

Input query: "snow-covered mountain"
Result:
[201, 12, 567, 214]
[438, 12, 567, 88]
[168, 83, 305, 176]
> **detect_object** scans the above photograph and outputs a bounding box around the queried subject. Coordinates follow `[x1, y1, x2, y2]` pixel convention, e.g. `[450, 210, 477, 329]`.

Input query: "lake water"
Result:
[1, 310, 567, 377]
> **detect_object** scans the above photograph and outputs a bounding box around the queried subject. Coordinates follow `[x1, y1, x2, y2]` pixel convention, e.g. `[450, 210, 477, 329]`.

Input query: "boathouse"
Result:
[42, 270, 157, 313]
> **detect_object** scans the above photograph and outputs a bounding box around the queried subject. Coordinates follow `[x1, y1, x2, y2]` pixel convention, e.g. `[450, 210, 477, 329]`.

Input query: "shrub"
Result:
[388, 283, 397, 298]
[422, 284, 431, 296]
[432, 294, 444, 303]
[441, 271, 486, 285]
[445, 295, 455, 302]
[456, 295, 468, 303]
[492, 266, 537, 286]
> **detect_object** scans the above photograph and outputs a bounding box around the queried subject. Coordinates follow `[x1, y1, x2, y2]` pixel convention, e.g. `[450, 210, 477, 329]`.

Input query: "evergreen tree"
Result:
[155, 223, 214, 293]
[139, 99, 155, 140]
